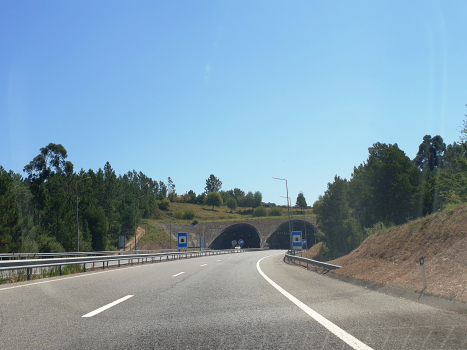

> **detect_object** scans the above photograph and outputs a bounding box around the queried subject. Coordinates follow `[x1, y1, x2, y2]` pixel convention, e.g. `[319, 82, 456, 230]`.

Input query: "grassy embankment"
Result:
[303, 203, 467, 302]
[155, 202, 314, 222]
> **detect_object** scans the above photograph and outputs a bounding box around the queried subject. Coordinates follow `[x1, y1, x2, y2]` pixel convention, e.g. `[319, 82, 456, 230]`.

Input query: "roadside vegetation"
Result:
[313, 108, 467, 260]
[0, 152, 313, 253]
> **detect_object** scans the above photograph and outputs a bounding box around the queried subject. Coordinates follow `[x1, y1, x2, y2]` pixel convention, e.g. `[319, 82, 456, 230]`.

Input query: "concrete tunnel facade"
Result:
[153, 217, 318, 250]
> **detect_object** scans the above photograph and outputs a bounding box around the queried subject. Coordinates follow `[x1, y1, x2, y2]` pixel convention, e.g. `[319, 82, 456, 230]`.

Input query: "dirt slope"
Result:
[328, 205, 467, 302]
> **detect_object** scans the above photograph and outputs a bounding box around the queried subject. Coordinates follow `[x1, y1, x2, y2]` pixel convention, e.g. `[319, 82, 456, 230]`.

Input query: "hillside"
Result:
[155, 202, 314, 223]
[321, 204, 467, 302]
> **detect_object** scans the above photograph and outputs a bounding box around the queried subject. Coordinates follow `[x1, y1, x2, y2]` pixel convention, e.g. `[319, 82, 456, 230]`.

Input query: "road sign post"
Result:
[292, 231, 302, 254]
[178, 232, 188, 250]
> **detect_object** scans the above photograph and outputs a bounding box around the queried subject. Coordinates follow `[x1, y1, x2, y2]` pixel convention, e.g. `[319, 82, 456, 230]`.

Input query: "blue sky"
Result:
[1, 0, 467, 205]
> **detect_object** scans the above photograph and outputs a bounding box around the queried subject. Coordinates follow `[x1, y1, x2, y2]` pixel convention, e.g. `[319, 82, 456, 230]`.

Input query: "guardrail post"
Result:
[83, 263, 86, 272]
[59, 266, 62, 276]
[103, 262, 105, 270]
[27, 268, 30, 281]
[118, 260, 120, 267]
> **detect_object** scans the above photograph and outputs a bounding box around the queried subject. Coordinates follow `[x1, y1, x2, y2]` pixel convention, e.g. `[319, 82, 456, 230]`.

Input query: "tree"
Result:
[83, 206, 108, 251]
[167, 177, 176, 195]
[253, 191, 262, 208]
[187, 190, 197, 203]
[296, 192, 307, 212]
[205, 174, 222, 194]
[244, 191, 254, 210]
[23, 143, 74, 182]
[365, 142, 421, 225]
[226, 197, 237, 213]
[0, 167, 21, 252]
[197, 193, 206, 204]
[233, 188, 245, 199]
[459, 104, 467, 142]
[158, 181, 167, 199]
[206, 192, 223, 210]
[413, 135, 446, 172]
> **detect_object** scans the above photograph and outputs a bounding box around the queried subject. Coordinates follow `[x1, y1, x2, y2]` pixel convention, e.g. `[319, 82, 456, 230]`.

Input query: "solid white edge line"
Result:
[172, 272, 185, 277]
[256, 255, 374, 350]
[0, 263, 148, 292]
[82, 295, 134, 318]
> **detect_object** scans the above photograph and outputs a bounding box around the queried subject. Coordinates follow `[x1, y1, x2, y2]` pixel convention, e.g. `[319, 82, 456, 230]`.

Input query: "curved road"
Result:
[0, 250, 466, 349]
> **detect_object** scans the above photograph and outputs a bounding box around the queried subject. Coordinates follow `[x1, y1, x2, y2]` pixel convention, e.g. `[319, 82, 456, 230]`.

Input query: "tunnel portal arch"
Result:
[209, 223, 261, 250]
[266, 220, 317, 249]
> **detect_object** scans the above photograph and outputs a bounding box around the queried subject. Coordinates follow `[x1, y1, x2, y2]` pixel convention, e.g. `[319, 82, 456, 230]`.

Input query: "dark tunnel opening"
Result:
[266, 220, 317, 249]
[210, 224, 261, 250]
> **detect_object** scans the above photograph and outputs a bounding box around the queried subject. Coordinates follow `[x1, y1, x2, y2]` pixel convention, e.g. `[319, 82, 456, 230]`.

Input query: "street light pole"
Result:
[273, 177, 292, 252]
[134, 195, 145, 251]
[76, 177, 91, 252]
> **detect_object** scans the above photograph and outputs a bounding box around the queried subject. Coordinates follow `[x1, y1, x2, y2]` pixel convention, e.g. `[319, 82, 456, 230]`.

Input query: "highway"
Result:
[0, 250, 466, 349]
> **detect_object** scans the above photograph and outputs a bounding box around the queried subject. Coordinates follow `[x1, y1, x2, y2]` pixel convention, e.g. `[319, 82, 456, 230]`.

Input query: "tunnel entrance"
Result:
[210, 224, 261, 250]
[266, 220, 317, 249]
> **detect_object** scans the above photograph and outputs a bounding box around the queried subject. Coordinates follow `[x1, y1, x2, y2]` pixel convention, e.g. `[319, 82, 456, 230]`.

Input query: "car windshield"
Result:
[1, 1, 467, 349]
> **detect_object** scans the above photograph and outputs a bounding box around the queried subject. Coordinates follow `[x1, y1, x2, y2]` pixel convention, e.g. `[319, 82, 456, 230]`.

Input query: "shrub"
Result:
[252, 206, 267, 217]
[174, 211, 183, 219]
[158, 199, 170, 211]
[268, 207, 283, 216]
[192, 219, 198, 225]
[183, 209, 195, 220]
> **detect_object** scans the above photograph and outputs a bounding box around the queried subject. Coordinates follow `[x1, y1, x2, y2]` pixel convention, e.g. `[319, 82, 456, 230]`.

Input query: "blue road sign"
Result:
[292, 231, 302, 248]
[238, 239, 244, 246]
[178, 232, 188, 248]
[302, 239, 306, 246]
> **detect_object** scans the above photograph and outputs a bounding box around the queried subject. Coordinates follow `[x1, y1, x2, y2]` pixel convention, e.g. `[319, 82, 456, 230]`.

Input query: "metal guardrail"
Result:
[0, 249, 180, 260]
[284, 253, 342, 270]
[0, 248, 268, 282]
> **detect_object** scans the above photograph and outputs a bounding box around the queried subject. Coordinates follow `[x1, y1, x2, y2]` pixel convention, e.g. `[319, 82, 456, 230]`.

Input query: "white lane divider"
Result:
[200, 264, 208, 267]
[172, 272, 185, 277]
[82, 295, 134, 318]
[256, 256, 374, 350]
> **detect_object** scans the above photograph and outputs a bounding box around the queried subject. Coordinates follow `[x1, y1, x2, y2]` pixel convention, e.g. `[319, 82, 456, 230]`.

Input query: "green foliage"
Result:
[0, 167, 21, 253]
[226, 197, 237, 213]
[174, 211, 183, 219]
[188, 190, 197, 203]
[252, 206, 267, 217]
[316, 143, 422, 259]
[206, 192, 223, 210]
[296, 192, 307, 211]
[268, 206, 283, 216]
[197, 193, 206, 204]
[83, 206, 108, 251]
[205, 174, 222, 193]
[38, 235, 64, 253]
[253, 191, 262, 208]
[183, 209, 195, 220]
[414, 135, 446, 172]
[158, 199, 170, 211]
[192, 219, 198, 225]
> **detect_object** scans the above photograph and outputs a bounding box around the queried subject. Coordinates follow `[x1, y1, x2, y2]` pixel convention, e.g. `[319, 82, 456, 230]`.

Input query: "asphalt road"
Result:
[0, 250, 466, 349]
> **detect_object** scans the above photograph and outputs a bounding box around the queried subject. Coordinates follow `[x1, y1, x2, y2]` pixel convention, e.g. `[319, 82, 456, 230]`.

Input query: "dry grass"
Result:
[156, 202, 315, 223]
[330, 204, 467, 302]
